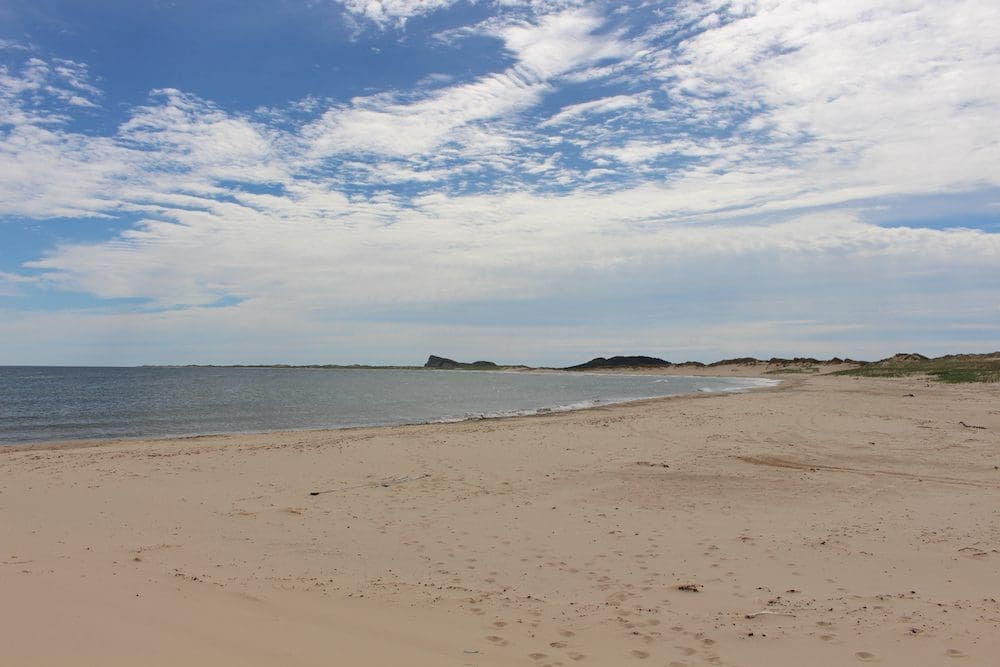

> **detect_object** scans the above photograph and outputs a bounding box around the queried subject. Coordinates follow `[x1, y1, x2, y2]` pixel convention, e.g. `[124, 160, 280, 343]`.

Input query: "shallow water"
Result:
[0, 366, 776, 445]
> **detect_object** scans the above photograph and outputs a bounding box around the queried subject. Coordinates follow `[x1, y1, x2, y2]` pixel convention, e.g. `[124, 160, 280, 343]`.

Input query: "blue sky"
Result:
[1, 0, 999, 366]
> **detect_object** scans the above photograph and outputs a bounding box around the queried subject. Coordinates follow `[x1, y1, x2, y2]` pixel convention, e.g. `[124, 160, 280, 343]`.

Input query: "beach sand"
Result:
[2, 368, 999, 666]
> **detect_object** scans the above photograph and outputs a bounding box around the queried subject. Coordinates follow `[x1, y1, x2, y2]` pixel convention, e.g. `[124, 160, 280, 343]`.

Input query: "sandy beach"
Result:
[2, 368, 999, 666]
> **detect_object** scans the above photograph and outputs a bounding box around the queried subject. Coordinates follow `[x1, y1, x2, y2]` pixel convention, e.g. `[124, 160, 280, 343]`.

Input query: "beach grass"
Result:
[835, 354, 1000, 383]
[765, 366, 819, 374]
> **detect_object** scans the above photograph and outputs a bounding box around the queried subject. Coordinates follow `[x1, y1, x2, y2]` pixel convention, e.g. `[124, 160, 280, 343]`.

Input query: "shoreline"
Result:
[0, 380, 787, 452]
[0, 366, 787, 451]
[3, 373, 997, 666]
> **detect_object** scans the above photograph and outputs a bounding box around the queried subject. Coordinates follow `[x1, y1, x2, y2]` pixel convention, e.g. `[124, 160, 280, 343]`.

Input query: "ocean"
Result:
[0, 366, 776, 445]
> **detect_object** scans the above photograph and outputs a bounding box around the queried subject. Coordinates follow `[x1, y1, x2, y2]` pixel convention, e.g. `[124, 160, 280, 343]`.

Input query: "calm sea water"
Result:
[0, 366, 776, 445]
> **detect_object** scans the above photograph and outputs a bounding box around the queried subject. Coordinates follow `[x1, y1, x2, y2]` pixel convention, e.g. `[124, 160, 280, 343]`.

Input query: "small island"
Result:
[423, 355, 504, 370]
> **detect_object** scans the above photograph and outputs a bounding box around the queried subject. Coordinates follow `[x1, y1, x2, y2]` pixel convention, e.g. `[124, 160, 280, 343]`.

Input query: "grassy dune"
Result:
[836, 353, 1000, 383]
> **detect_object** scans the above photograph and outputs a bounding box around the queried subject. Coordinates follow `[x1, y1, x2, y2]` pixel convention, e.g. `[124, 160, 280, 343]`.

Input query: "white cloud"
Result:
[336, 0, 469, 26]
[1, 56, 101, 126]
[495, 7, 628, 78]
[8, 201, 999, 364]
[539, 93, 649, 127]
[0, 124, 131, 218]
[305, 7, 629, 159]
[0, 270, 38, 296]
[304, 74, 546, 157]
[120, 89, 287, 183]
[3, 2, 997, 222]
[24, 182, 1000, 316]
[630, 0, 1000, 194]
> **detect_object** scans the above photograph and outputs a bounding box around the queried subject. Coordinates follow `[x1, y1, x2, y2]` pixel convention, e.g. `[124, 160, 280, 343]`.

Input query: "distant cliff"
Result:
[424, 355, 501, 370]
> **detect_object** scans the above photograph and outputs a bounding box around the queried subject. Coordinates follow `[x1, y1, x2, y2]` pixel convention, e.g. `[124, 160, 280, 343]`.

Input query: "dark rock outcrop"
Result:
[424, 355, 500, 370]
[565, 355, 672, 370]
[425, 355, 458, 368]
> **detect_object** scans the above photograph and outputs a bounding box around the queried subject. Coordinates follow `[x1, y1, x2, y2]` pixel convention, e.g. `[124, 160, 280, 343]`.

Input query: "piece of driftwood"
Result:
[744, 610, 796, 618]
[309, 473, 430, 496]
[959, 421, 986, 430]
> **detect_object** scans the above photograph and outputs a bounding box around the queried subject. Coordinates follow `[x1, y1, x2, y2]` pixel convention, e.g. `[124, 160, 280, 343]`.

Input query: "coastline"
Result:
[0, 384, 780, 453]
[0, 364, 786, 450]
[2, 372, 998, 665]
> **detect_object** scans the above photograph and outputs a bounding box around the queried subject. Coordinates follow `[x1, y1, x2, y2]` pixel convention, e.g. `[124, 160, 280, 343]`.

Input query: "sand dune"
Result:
[2, 371, 999, 665]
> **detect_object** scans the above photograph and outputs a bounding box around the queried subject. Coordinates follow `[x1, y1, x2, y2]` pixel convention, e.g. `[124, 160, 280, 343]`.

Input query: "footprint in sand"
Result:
[549, 641, 568, 648]
[855, 651, 877, 661]
[487, 636, 509, 646]
[568, 652, 586, 661]
[945, 649, 966, 658]
[631, 649, 650, 659]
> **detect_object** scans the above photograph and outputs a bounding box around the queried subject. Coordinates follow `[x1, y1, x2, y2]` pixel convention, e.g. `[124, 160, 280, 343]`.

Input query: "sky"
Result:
[1, 0, 999, 366]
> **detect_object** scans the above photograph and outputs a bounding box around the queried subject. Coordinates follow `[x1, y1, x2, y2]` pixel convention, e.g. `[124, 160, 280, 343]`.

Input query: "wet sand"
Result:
[2, 369, 998, 665]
